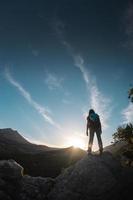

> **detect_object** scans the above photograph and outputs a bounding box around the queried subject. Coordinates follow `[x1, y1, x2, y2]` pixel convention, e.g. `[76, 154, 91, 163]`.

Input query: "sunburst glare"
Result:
[67, 137, 86, 149]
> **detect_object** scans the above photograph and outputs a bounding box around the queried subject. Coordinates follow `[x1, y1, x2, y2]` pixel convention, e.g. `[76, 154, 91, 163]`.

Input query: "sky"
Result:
[0, 0, 133, 150]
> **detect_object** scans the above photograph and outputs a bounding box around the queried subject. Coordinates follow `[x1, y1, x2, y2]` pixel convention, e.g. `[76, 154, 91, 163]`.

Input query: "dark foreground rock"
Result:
[0, 159, 55, 200]
[0, 152, 133, 200]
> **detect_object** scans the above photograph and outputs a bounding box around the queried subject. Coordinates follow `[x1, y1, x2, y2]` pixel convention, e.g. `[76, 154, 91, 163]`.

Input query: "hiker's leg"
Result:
[88, 129, 94, 152]
[96, 130, 103, 153]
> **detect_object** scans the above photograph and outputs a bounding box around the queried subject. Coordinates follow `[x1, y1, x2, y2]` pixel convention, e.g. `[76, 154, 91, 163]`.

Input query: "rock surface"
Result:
[0, 159, 55, 200]
[0, 152, 133, 200]
[0, 159, 23, 180]
[48, 152, 123, 200]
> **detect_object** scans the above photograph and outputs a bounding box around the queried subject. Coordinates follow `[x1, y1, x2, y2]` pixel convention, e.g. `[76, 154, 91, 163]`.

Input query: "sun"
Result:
[68, 137, 85, 149]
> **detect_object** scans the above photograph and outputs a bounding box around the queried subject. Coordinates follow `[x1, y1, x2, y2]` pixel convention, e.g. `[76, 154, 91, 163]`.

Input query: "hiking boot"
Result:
[87, 148, 92, 155]
[99, 149, 103, 155]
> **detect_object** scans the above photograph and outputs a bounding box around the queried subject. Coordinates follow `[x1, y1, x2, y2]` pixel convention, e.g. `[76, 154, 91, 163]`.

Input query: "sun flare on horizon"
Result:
[67, 137, 86, 150]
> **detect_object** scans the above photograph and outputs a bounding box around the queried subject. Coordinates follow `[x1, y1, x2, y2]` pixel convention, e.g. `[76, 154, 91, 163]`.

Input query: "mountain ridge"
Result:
[0, 128, 86, 177]
[0, 128, 56, 154]
[0, 128, 30, 144]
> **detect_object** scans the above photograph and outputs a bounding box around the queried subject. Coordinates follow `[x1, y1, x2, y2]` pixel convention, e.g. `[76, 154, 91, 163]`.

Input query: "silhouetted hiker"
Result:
[86, 109, 103, 154]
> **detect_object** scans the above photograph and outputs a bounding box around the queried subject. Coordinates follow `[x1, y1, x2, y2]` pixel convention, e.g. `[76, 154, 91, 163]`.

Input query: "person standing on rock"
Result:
[86, 109, 103, 154]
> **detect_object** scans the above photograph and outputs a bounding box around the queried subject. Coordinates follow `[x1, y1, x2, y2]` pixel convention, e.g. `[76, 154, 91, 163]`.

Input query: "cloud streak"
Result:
[5, 69, 61, 130]
[45, 72, 63, 90]
[73, 55, 111, 129]
[122, 102, 133, 124]
[54, 18, 112, 130]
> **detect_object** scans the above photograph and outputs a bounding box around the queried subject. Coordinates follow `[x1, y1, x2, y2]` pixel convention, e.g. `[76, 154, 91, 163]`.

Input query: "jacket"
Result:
[87, 113, 101, 131]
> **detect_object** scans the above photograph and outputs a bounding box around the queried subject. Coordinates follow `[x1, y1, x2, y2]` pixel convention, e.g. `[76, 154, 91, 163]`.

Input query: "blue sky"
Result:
[0, 0, 133, 150]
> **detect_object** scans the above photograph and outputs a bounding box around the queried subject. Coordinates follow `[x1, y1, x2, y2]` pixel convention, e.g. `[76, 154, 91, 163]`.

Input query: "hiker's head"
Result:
[89, 109, 95, 115]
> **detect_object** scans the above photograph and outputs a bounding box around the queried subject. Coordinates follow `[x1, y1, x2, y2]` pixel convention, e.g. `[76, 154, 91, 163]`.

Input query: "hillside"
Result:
[0, 128, 30, 144]
[0, 128, 52, 154]
[0, 128, 86, 177]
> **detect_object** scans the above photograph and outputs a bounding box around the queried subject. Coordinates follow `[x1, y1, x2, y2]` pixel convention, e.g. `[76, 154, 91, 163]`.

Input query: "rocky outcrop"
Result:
[0, 159, 23, 180]
[19, 176, 55, 200]
[48, 152, 126, 200]
[0, 160, 55, 200]
[0, 152, 133, 200]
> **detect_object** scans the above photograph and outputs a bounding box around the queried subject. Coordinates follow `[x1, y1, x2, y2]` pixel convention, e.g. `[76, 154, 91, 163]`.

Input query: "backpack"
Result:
[87, 113, 100, 130]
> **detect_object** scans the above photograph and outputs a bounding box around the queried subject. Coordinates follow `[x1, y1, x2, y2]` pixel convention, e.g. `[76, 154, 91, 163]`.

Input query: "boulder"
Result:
[0, 159, 23, 180]
[0, 159, 55, 200]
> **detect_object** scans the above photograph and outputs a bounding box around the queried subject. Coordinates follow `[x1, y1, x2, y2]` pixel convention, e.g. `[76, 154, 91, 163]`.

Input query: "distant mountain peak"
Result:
[0, 128, 15, 133]
[0, 128, 30, 144]
[0, 128, 52, 154]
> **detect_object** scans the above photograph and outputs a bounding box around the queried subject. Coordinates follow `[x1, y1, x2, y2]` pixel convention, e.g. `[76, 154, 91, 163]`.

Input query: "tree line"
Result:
[112, 88, 133, 144]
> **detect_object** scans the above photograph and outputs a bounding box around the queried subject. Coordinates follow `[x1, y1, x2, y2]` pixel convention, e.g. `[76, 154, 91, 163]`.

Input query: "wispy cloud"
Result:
[5, 69, 61, 130]
[90, 84, 112, 129]
[73, 55, 111, 129]
[74, 55, 91, 86]
[45, 70, 72, 105]
[54, 18, 112, 130]
[122, 102, 133, 124]
[45, 72, 63, 90]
